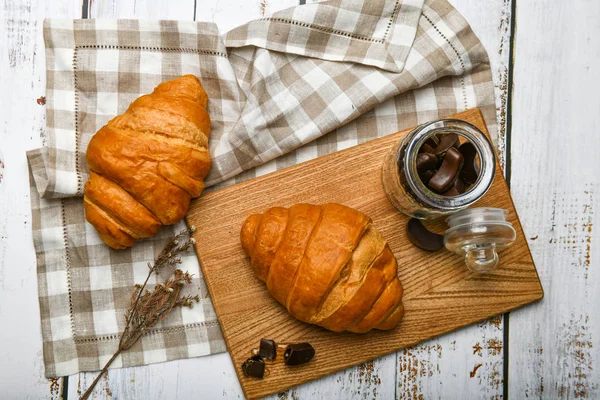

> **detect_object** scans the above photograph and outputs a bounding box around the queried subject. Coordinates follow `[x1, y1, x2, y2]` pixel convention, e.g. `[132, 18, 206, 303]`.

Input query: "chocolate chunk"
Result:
[458, 142, 479, 184]
[433, 133, 460, 156]
[425, 136, 440, 147]
[428, 147, 464, 193]
[418, 169, 435, 185]
[419, 136, 439, 154]
[284, 343, 315, 366]
[416, 152, 437, 172]
[259, 338, 277, 361]
[453, 178, 466, 194]
[406, 218, 445, 251]
[442, 187, 460, 196]
[420, 143, 436, 154]
[435, 155, 444, 170]
[443, 177, 465, 196]
[242, 355, 265, 378]
[410, 137, 477, 197]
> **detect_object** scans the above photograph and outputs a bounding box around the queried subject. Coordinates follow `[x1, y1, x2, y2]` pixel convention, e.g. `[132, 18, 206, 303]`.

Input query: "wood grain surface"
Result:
[0, 0, 83, 398]
[508, 0, 600, 397]
[187, 108, 543, 399]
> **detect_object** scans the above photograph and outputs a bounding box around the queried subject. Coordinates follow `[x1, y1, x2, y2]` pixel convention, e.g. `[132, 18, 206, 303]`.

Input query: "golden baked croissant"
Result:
[84, 75, 211, 249]
[241, 203, 404, 333]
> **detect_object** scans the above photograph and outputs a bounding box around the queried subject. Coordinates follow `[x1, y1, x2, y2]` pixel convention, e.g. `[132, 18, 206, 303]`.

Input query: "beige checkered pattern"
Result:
[27, 0, 497, 378]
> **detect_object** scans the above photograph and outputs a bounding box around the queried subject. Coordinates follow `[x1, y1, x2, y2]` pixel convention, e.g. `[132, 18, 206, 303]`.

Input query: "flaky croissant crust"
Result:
[84, 75, 211, 249]
[241, 203, 404, 333]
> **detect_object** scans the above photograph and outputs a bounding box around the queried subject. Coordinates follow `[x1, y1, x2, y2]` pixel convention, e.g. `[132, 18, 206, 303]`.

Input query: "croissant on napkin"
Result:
[241, 203, 404, 333]
[84, 75, 211, 249]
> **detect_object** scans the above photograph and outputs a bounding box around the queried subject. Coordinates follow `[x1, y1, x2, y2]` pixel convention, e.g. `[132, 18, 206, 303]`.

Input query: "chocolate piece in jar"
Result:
[406, 218, 444, 251]
[433, 133, 460, 156]
[284, 343, 315, 366]
[428, 147, 464, 193]
[416, 152, 437, 172]
[453, 177, 467, 194]
[258, 338, 277, 361]
[419, 136, 439, 154]
[419, 169, 435, 185]
[426, 136, 440, 147]
[442, 187, 460, 196]
[421, 143, 436, 154]
[241, 355, 266, 378]
[425, 136, 440, 148]
[458, 142, 480, 184]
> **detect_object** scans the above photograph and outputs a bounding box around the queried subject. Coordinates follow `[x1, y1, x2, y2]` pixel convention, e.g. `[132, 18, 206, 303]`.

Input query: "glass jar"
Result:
[381, 119, 496, 220]
[444, 207, 517, 273]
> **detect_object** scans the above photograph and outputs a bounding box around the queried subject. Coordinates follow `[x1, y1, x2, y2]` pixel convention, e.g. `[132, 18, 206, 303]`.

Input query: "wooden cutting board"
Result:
[187, 108, 543, 399]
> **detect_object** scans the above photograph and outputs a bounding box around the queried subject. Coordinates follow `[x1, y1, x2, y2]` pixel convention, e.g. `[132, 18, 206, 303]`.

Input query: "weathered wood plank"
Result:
[0, 0, 82, 399]
[275, 354, 396, 400]
[392, 1, 513, 398]
[195, 0, 299, 34]
[449, 0, 513, 170]
[72, 354, 243, 399]
[395, 317, 504, 399]
[509, 0, 600, 398]
[87, 0, 194, 19]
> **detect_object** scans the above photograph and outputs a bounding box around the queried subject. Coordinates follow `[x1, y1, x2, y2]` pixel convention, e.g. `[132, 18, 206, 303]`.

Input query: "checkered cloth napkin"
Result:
[27, 0, 497, 378]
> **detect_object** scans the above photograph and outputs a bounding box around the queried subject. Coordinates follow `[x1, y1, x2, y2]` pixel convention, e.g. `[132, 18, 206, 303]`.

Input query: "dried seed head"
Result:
[87, 224, 205, 397]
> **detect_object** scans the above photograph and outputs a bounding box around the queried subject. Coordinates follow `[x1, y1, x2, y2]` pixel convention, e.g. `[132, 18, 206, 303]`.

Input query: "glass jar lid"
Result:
[444, 207, 517, 273]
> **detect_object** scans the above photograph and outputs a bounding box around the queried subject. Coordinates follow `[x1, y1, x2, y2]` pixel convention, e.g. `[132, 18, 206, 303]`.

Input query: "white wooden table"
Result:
[1, 0, 598, 398]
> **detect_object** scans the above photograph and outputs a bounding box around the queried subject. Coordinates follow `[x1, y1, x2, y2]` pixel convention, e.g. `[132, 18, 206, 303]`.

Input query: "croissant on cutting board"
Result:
[84, 75, 211, 249]
[241, 203, 404, 333]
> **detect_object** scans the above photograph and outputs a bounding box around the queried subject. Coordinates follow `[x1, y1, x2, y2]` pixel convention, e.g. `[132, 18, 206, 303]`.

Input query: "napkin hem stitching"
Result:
[60, 198, 78, 339]
[258, 17, 388, 44]
[73, 320, 221, 343]
[383, 0, 402, 41]
[73, 48, 83, 195]
[422, 12, 468, 110]
[76, 44, 229, 58]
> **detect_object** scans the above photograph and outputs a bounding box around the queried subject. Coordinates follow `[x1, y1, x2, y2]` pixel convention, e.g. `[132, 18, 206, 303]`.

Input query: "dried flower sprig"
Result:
[81, 227, 199, 400]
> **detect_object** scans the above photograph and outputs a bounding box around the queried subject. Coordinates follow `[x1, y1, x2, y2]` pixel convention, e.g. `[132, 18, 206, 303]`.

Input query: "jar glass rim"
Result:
[400, 119, 496, 210]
